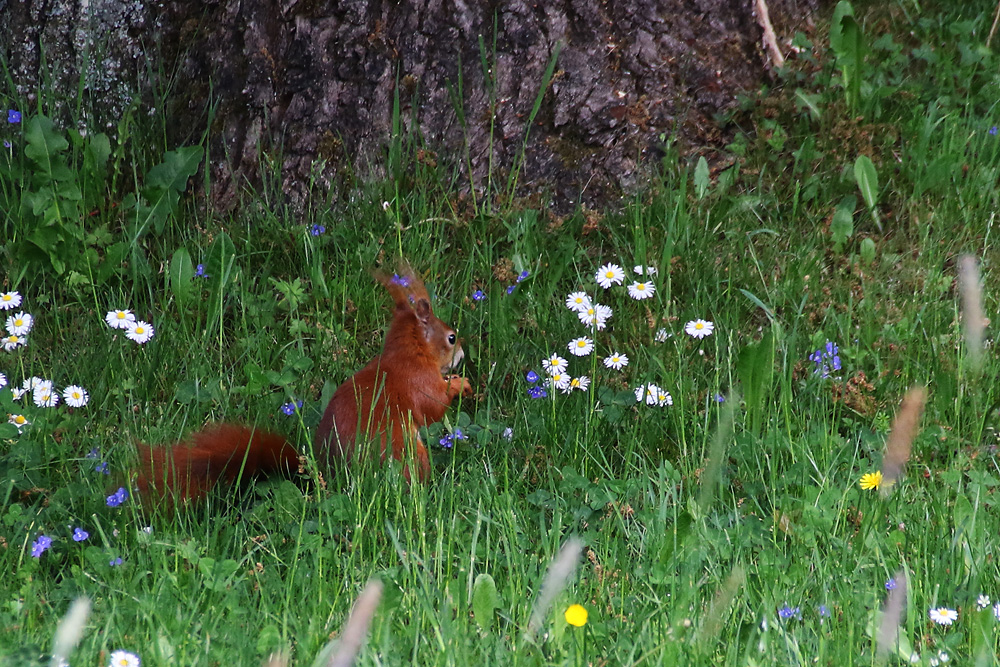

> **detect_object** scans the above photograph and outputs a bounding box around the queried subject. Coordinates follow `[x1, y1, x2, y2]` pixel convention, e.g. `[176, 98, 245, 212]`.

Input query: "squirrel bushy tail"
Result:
[134, 423, 298, 503]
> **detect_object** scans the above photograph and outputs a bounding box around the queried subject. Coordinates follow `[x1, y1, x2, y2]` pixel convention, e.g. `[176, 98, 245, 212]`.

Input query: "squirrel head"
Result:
[378, 265, 465, 373]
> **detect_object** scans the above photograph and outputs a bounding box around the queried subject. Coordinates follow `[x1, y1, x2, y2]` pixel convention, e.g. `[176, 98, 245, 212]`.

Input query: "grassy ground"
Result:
[3, 0, 1000, 664]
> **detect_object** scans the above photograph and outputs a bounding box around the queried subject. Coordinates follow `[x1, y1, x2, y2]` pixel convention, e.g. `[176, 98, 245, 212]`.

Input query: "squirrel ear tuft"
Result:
[414, 297, 432, 322]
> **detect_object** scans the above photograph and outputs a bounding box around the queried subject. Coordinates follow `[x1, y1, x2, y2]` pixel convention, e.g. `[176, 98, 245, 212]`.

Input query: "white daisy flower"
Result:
[33, 388, 59, 408]
[109, 650, 141, 667]
[541, 354, 569, 375]
[105, 309, 136, 330]
[655, 387, 673, 406]
[655, 328, 670, 342]
[8, 413, 29, 430]
[976, 594, 990, 610]
[2, 333, 25, 351]
[633, 265, 658, 276]
[928, 607, 958, 626]
[502, 427, 514, 441]
[603, 352, 629, 370]
[0, 291, 22, 310]
[6, 311, 32, 335]
[635, 383, 660, 405]
[568, 337, 594, 356]
[548, 372, 571, 390]
[11, 387, 26, 400]
[577, 303, 612, 330]
[627, 281, 656, 300]
[0, 372, 6, 389]
[23, 377, 51, 392]
[565, 292, 592, 313]
[126, 320, 155, 344]
[595, 263, 625, 289]
[570, 376, 590, 392]
[684, 319, 714, 339]
[63, 385, 90, 408]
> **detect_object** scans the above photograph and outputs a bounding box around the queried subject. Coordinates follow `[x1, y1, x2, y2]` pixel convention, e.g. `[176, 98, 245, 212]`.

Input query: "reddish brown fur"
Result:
[134, 423, 298, 503]
[314, 267, 471, 481]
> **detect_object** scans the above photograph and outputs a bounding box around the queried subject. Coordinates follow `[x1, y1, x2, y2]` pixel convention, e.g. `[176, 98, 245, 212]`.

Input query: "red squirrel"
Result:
[134, 266, 471, 502]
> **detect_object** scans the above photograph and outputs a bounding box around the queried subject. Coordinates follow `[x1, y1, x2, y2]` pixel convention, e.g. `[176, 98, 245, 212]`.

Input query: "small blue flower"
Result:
[281, 400, 303, 416]
[31, 535, 52, 557]
[990, 126, 998, 136]
[439, 434, 454, 448]
[517, 270, 530, 282]
[885, 578, 896, 591]
[95, 461, 110, 475]
[109, 556, 123, 566]
[106, 487, 129, 507]
[809, 341, 842, 378]
[452, 428, 466, 441]
[818, 604, 830, 618]
[7, 110, 21, 124]
[526, 370, 539, 383]
[194, 263, 209, 278]
[528, 385, 548, 399]
[86, 447, 100, 459]
[506, 285, 516, 295]
[472, 290, 485, 301]
[72, 527, 89, 542]
[714, 393, 725, 403]
[778, 605, 800, 620]
[391, 274, 411, 287]
[3, 140, 10, 149]
[310, 224, 326, 236]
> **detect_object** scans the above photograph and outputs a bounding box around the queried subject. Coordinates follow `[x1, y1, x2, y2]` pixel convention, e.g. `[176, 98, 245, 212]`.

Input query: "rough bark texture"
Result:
[3, 0, 822, 211]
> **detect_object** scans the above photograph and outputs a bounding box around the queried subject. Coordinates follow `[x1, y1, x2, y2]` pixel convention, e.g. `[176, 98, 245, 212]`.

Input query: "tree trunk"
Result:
[3, 0, 822, 212]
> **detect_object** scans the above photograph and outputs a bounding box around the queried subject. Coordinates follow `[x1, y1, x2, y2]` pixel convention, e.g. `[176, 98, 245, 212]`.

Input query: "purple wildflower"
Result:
[526, 370, 539, 383]
[109, 557, 123, 566]
[778, 605, 800, 620]
[310, 224, 326, 236]
[391, 274, 411, 287]
[528, 385, 548, 399]
[472, 290, 485, 301]
[106, 487, 129, 508]
[506, 285, 516, 295]
[31, 535, 53, 557]
[7, 110, 21, 124]
[73, 527, 89, 542]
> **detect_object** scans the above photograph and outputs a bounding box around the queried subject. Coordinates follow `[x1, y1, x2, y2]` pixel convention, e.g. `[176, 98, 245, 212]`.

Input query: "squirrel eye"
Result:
[448, 333, 457, 345]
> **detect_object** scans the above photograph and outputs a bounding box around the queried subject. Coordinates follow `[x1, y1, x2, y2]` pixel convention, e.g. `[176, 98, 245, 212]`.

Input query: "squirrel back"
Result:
[314, 266, 472, 481]
[134, 423, 298, 504]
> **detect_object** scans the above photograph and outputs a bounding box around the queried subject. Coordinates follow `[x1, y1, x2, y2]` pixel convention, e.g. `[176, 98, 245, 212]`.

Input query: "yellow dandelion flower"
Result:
[859, 471, 882, 491]
[565, 603, 588, 627]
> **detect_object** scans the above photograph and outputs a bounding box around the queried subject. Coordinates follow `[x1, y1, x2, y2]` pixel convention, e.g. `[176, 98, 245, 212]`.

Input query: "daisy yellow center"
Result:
[1, 295, 9, 302]
[7, 335, 17, 343]
[116, 312, 126, 319]
[695, 322, 704, 330]
[577, 341, 586, 347]
[637, 283, 646, 290]
[14, 415, 25, 424]
[135, 326, 145, 334]
[72, 391, 81, 399]
[571, 379, 580, 387]
[605, 271, 614, 278]
[14, 318, 22, 326]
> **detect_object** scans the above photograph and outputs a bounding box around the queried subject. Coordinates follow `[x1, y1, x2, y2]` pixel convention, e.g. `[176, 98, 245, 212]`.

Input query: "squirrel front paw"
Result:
[446, 375, 473, 398]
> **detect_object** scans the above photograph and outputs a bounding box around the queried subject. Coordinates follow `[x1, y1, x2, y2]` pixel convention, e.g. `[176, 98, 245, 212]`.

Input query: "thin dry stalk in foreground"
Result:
[880, 387, 926, 494]
[50, 597, 90, 667]
[876, 569, 907, 661]
[958, 255, 985, 371]
[328, 580, 384, 667]
[526, 537, 583, 639]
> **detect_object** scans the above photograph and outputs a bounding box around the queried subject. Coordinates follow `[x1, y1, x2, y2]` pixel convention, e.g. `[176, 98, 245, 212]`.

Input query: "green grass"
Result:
[3, 0, 1000, 664]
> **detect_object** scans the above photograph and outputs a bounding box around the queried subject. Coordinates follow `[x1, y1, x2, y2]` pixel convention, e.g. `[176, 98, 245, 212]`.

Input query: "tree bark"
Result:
[3, 0, 822, 212]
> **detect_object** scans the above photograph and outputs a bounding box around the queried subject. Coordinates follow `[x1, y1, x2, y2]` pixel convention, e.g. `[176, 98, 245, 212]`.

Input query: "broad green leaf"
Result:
[694, 156, 710, 199]
[472, 574, 499, 631]
[169, 247, 195, 306]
